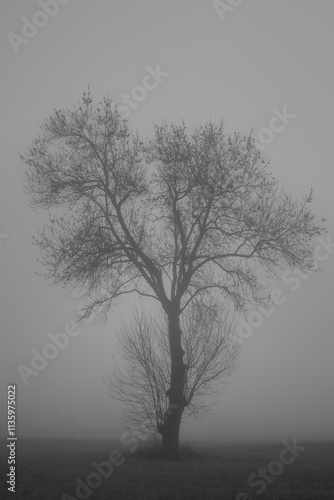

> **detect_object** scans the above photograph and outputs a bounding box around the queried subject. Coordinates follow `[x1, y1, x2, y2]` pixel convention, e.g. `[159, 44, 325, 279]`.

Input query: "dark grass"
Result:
[1, 438, 333, 499]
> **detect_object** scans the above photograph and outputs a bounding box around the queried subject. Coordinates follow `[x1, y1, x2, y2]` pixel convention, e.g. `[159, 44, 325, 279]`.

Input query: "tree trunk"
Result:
[161, 304, 187, 459]
[161, 403, 184, 459]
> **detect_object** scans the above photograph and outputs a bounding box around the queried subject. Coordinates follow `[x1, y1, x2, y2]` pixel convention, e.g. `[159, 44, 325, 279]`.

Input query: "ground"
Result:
[0, 439, 333, 499]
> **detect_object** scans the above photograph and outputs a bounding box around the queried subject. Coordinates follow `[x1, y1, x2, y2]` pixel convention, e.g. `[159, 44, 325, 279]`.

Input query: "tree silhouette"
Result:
[22, 90, 325, 458]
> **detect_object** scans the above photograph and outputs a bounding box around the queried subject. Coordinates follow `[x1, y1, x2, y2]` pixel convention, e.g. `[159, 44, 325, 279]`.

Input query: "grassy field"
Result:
[1, 438, 333, 499]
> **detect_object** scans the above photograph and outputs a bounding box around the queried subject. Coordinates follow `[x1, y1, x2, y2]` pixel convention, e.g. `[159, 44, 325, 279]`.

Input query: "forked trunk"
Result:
[161, 304, 187, 459]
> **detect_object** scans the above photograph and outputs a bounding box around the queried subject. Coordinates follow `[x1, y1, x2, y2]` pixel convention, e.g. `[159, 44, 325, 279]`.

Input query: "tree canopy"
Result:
[23, 90, 324, 319]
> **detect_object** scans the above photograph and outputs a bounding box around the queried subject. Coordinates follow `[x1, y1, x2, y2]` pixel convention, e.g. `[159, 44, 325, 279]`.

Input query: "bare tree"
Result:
[105, 299, 241, 435]
[22, 90, 325, 458]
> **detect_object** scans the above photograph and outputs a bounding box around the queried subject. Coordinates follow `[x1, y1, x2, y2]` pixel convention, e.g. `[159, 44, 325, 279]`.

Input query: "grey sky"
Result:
[1, 0, 333, 442]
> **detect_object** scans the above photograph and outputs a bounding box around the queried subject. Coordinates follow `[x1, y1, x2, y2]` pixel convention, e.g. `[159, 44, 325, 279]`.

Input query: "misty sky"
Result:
[1, 0, 334, 444]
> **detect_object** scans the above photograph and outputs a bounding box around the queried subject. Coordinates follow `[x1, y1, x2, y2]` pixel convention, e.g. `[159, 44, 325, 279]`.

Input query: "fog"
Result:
[1, 0, 334, 446]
